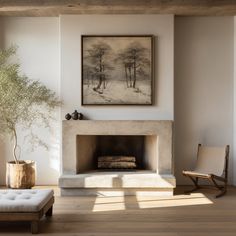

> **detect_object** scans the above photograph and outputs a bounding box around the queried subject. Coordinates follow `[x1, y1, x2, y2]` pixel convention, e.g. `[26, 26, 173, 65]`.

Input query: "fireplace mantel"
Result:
[59, 120, 175, 196]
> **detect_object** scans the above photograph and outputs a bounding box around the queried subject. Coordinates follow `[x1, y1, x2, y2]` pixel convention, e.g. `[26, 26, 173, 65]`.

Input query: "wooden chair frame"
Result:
[183, 144, 230, 198]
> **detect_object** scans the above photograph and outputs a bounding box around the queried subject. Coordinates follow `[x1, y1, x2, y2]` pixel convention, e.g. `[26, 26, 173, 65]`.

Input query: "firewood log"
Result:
[98, 161, 137, 169]
[98, 156, 136, 163]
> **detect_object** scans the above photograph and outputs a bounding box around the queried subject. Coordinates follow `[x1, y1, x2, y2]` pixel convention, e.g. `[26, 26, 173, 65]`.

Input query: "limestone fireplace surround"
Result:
[59, 120, 176, 196]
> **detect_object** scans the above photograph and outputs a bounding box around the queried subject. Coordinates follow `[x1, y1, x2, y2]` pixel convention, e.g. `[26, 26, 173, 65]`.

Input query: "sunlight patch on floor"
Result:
[92, 196, 126, 212]
[92, 193, 213, 212]
[136, 193, 213, 209]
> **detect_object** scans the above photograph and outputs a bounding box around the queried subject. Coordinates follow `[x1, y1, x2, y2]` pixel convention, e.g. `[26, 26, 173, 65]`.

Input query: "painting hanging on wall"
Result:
[81, 35, 154, 105]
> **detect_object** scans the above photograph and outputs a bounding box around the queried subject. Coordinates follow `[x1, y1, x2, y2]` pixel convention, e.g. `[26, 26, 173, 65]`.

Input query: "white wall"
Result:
[234, 17, 236, 185]
[0, 15, 235, 186]
[175, 17, 234, 184]
[0, 15, 174, 185]
[60, 15, 174, 120]
[0, 17, 60, 185]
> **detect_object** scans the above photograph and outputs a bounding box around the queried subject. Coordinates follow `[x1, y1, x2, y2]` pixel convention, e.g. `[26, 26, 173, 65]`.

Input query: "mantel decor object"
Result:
[65, 110, 83, 120]
[65, 113, 72, 120]
[71, 110, 79, 120]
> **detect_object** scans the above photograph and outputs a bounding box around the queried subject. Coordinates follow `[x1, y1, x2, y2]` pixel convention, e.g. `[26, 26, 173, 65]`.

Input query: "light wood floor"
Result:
[0, 186, 236, 236]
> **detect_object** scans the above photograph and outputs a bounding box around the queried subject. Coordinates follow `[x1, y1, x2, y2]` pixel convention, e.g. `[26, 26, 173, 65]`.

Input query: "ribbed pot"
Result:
[6, 160, 36, 189]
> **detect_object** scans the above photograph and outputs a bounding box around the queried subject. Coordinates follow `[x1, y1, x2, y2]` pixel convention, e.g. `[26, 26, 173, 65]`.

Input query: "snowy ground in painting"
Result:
[83, 79, 152, 104]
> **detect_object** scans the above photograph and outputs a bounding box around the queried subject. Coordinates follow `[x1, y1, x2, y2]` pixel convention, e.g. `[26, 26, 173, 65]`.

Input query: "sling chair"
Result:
[183, 144, 230, 198]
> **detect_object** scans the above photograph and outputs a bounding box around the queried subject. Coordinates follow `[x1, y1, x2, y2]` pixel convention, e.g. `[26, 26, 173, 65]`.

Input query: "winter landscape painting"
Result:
[81, 35, 154, 105]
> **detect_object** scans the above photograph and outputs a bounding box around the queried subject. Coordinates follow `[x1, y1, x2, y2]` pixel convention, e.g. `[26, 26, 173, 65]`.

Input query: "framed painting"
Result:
[81, 35, 154, 105]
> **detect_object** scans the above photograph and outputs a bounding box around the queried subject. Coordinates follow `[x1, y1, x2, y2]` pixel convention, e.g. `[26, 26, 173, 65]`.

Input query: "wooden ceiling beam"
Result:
[0, 0, 235, 16]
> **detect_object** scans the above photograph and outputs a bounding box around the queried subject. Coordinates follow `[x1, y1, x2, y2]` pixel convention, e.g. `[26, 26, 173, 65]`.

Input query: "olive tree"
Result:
[0, 46, 61, 164]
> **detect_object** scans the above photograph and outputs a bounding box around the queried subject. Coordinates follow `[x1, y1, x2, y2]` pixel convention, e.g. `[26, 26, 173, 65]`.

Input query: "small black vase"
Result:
[65, 113, 71, 120]
[71, 110, 79, 120]
[78, 113, 83, 120]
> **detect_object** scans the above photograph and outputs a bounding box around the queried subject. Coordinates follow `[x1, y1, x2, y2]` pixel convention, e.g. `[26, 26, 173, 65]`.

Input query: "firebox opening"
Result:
[96, 135, 144, 170]
[76, 135, 157, 173]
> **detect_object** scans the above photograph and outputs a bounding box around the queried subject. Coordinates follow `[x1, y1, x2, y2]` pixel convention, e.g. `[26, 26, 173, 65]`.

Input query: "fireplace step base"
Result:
[59, 171, 176, 196]
[60, 188, 174, 197]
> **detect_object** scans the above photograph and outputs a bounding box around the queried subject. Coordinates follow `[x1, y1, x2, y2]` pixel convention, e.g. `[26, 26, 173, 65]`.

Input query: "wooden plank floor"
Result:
[0, 186, 236, 235]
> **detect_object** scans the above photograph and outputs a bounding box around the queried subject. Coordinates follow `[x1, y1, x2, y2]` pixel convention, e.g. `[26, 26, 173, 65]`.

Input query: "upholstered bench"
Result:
[0, 189, 54, 234]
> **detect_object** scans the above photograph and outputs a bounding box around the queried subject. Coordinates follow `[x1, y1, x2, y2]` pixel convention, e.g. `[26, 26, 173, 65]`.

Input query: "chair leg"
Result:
[210, 177, 227, 198]
[184, 176, 200, 194]
[215, 188, 227, 198]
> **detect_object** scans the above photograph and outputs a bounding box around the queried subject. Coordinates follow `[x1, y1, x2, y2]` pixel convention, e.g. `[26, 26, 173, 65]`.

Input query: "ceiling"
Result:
[0, 0, 236, 16]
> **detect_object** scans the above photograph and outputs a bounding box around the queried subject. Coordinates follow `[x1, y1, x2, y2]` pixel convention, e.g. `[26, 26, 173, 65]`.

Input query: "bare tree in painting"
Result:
[115, 52, 133, 88]
[116, 41, 151, 89]
[83, 64, 95, 87]
[85, 42, 113, 93]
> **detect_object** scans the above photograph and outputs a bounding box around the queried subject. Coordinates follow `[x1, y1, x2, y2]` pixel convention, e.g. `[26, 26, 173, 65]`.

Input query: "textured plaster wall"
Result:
[0, 17, 61, 185]
[0, 15, 234, 185]
[175, 17, 234, 184]
[60, 15, 174, 120]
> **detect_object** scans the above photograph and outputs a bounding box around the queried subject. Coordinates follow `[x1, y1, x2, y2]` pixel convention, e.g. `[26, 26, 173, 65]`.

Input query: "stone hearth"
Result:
[59, 120, 176, 196]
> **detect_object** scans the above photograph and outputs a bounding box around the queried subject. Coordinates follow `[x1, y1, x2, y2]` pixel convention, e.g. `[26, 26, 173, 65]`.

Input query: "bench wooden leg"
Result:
[45, 206, 53, 217]
[31, 221, 39, 234]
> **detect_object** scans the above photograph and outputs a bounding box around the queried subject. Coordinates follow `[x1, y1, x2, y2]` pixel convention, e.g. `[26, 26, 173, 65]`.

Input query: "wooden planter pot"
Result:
[6, 160, 36, 189]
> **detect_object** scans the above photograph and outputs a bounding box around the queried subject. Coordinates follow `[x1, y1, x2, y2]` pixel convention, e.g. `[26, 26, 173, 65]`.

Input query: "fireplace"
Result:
[59, 120, 176, 196]
[77, 135, 157, 172]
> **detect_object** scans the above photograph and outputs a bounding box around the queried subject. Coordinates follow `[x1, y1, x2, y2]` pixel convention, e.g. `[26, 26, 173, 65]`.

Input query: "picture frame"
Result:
[81, 35, 154, 105]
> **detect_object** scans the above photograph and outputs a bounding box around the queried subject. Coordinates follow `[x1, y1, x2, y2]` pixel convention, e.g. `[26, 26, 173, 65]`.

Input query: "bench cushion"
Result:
[0, 189, 53, 212]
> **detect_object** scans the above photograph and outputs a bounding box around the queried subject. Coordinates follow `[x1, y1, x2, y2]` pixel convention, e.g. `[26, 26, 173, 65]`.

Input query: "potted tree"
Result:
[0, 46, 61, 189]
